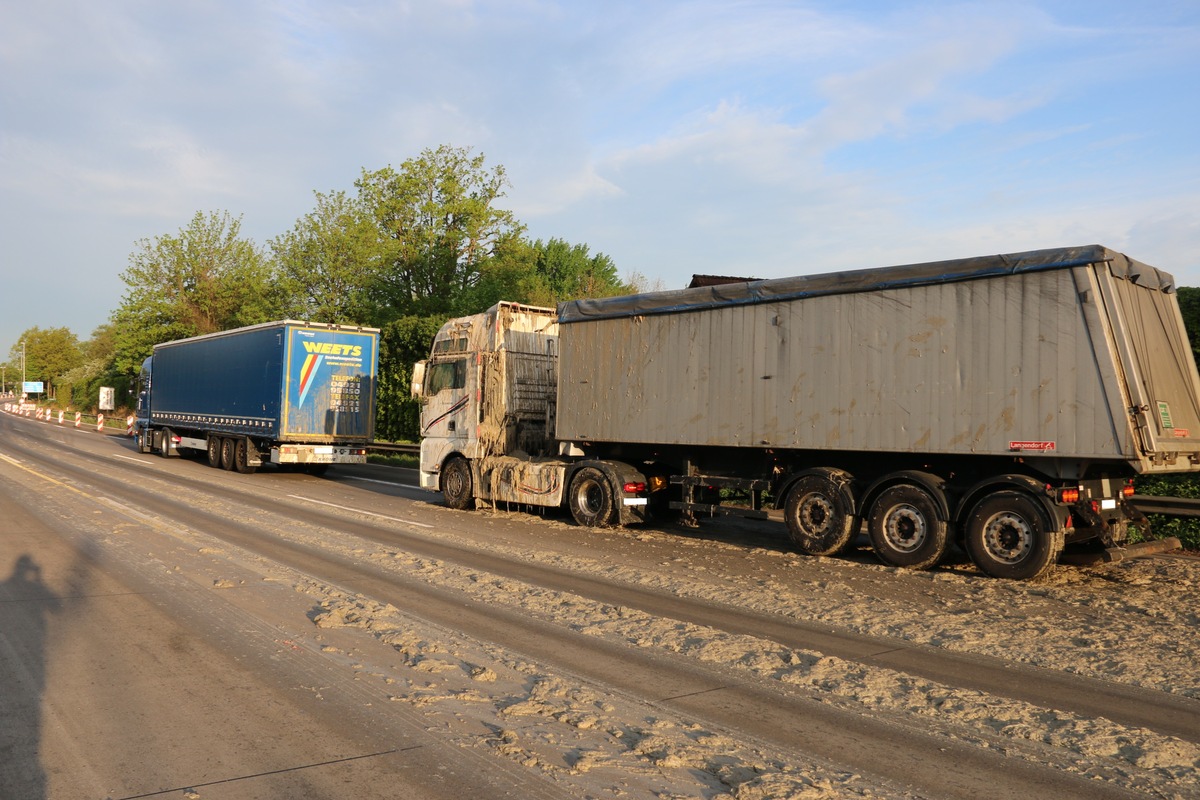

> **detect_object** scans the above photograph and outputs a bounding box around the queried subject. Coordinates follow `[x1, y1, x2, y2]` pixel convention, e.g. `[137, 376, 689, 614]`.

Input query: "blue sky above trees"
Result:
[1, 0, 1197, 357]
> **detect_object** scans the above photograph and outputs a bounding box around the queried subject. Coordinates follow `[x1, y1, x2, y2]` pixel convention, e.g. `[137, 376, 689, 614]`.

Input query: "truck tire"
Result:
[965, 492, 1063, 580]
[784, 474, 857, 556]
[867, 484, 948, 570]
[569, 467, 617, 527]
[234, 438, 258, 474]
[137, 429, 152, 455]
[220, 437, 236, 471]
[158, 427, 174, 458]
[207, 436, 222, 468]
[441, 457, 475, 510]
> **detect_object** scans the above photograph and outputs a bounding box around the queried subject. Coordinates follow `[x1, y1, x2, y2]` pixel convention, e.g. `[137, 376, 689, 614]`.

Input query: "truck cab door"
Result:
[419, 355, 473, 443]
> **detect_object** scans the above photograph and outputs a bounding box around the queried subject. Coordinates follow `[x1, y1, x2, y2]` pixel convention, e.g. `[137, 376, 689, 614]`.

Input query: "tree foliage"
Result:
[356, 145, 521, 319]
[468, 236, 630, 311]
[270, 190, 382, 324]
[1176, 287, 1200, 365]
[25, 143, 645, 437]
[110, 211, 282, 374]
[375, 315, 449, 442]
[57, 323, 135, 411]
[6, 327, 83, 397]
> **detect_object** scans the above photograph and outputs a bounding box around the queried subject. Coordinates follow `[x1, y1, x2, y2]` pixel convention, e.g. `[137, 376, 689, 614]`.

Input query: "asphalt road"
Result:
[1, 412, 1197, 799]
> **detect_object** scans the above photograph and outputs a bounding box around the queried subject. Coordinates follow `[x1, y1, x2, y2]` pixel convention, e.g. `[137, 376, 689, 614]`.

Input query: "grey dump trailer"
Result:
[415, 245, 1200, 579]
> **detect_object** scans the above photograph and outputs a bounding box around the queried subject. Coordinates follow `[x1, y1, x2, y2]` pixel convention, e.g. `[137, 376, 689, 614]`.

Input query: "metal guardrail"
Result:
[6, 406, 425, 450]
[1130, 494, 1200, 518]
[368, 442, 420, 456]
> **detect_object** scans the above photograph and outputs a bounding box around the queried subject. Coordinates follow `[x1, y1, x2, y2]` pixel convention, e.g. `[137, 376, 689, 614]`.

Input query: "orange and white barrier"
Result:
[75, 412, 82, 428]
[96, 414, 104, 432]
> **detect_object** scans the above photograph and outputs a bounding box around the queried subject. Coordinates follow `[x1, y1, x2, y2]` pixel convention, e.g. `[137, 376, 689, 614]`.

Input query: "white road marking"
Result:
[343, 475, 417, 488]
[286, 494, 434, 528]
[111, 454, 153, 465]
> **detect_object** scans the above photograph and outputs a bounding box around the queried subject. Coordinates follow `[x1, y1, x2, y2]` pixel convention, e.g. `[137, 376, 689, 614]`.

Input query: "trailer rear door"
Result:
[1094, 258, 1200, 467]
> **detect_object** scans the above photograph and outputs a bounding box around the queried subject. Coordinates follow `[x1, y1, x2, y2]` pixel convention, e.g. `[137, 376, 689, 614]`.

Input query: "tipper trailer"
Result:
[413, 245, 1200, 579]
[136, 320, 379, 474]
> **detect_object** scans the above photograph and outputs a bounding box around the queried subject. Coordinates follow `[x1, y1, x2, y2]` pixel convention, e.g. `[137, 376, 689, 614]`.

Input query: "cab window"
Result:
[425, 358, 467, 395]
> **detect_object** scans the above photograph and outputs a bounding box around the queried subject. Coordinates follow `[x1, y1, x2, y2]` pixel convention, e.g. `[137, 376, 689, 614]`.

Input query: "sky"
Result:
[1, 0, 1198, 365]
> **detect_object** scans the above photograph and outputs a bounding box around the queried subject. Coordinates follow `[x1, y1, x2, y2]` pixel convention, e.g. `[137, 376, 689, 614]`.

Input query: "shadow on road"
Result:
[0, 553, 79, 800]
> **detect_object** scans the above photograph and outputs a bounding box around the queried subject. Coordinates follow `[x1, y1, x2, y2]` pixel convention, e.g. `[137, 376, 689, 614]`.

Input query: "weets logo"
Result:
[302, 341, 363, 357]
[296, 340, 364, 407]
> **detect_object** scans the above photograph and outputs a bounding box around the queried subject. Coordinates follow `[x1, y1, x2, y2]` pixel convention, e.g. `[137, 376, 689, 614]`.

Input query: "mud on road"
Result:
[1, 414, 1198, 799]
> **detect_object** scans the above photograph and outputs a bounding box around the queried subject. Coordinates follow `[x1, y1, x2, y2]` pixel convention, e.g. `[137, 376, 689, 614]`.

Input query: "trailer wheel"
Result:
[867, 484, 948, 569]
[234, 438, 258, 474]
[784, 474, 857, 556]
[220, 437, 236, 471]
[441, 457, 475, 510]
[206, 436, 221, 468]
[569, 467, 617, 527]
[965, 492, 1064, 581]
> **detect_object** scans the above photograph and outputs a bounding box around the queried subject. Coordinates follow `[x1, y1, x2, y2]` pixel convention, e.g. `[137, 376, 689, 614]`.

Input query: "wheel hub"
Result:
[800, 495, 833, 534]
[982, 512, 1033, 564]
[580, 484, 603, 514]
[884, 504, 926, 553]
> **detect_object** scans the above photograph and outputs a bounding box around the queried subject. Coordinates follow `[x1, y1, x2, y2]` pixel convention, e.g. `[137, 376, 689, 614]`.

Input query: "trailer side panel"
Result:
[556, 249, 1200, 473]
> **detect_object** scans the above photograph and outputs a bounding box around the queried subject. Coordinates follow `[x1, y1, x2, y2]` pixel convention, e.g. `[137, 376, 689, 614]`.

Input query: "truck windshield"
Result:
[425, 358, 467, 395]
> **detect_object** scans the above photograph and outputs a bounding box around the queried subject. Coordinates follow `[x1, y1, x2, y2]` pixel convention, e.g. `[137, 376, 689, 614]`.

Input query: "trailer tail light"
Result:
[1056, 487, 1080, 504]
[623, 481, 646, 494]
[648, 475, 668, 493]
[1122, 481, 1135, 498]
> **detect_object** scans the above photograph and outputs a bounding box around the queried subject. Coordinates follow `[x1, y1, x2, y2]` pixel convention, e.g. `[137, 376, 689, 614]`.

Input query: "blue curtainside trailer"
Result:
[135, 320, 379, 474]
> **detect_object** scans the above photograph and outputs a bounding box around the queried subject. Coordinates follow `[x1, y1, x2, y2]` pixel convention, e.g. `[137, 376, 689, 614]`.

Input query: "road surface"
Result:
[1, 411, 1198, 799]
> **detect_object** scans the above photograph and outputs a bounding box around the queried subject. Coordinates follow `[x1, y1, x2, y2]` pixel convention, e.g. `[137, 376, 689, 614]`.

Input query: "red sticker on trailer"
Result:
[1174, 429, 1190, 438]
[1009, 441, 1056, 451]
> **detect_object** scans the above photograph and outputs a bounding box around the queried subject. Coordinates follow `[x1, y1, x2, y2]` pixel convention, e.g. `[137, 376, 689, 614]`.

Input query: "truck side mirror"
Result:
[411, 361, 426, 398]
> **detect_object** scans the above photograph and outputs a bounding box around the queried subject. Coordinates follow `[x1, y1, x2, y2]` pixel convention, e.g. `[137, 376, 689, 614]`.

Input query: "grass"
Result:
[1133, 474, 1200, 550]
[368, 452, 419, 469]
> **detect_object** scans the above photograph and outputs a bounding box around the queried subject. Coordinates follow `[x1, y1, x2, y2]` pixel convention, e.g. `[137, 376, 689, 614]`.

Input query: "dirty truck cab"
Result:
[411, 302, 651, 525]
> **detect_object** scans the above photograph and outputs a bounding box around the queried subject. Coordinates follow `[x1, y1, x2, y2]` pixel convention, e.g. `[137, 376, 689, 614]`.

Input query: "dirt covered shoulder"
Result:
[298, 500, 1200, 799]
[477, 510, 1200, 700]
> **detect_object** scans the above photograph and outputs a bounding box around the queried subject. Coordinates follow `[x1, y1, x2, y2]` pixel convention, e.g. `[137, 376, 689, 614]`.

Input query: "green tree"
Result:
[110, 210, 282, 374]
[56, 323, 134, 411]
[8, 327, 83, 400]
[356, 145, 521, 319]
[270, 190, 382, 324]
[464, 233, 544, 310]
[467, 236, 630, 311]
[531, 237, 626, 301]
[1176, 286, 1200, 365]
[376, 315, 449, 441]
